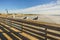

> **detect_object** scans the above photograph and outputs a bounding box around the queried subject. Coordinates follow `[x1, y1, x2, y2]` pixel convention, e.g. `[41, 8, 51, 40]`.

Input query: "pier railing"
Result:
[0, 17, 60, 40]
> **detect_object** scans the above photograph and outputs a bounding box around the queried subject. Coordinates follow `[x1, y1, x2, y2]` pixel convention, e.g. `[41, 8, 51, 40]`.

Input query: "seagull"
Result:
[33, 16, 38, 20]
[23, 17, 27, 19]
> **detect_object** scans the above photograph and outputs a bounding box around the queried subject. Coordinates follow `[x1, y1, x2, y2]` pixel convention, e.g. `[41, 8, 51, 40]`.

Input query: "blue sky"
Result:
[0, 0, 60, 15]
[0, 0, 56, 10]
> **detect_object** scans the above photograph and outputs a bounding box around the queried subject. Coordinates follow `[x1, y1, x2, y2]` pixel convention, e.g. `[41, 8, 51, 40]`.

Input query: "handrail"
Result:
[0, 17, 60, 40]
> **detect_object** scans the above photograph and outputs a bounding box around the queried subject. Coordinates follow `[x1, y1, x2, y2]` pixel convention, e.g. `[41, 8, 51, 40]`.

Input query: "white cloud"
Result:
[0, 10, 6, 13]
[15, 0, 60, 15]
[57, 0, 60, 4]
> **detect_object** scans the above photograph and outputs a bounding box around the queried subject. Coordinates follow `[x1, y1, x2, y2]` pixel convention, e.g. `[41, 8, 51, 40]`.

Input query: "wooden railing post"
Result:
[45, 27, 47, 40]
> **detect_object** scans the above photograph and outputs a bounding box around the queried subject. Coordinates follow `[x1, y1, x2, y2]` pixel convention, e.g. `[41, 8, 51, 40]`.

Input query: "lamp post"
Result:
[5, 9, 8, 14]
[5, 9, 8, 18]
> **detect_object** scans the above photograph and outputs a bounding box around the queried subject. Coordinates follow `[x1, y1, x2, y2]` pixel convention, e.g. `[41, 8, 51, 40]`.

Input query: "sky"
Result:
[0, 0, 60, 15]
[0, 0, 56, 9]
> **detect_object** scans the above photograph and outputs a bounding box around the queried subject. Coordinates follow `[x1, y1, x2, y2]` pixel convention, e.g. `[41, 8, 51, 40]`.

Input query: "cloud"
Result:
[0, 10, 6, 13]
[57, 0, 60, 4]
[14, 0, 60, 15]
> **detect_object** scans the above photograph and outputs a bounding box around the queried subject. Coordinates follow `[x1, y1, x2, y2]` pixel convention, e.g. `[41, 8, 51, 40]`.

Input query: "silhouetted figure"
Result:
[33, 16, 38, 20]
[23, 17, 27, 19]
